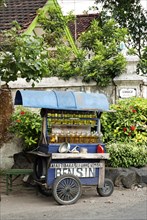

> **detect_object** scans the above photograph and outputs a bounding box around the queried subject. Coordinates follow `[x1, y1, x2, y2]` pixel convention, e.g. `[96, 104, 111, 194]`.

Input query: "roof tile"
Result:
[69, 14, 99, 39]
[0, 0, 47, 31]
[0, 0, 99, 40]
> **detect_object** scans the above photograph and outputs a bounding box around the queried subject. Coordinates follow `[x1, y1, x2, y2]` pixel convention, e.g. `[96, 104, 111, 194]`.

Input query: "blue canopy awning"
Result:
[14, 90, 109, 111]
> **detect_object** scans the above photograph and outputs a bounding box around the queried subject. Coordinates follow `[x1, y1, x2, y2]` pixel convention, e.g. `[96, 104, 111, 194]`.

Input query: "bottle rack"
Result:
[47, 110, 100, 144]
[47, 110, 97, 126]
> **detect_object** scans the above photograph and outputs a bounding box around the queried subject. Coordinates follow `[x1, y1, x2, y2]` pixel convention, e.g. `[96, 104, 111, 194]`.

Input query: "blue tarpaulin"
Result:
[15, 90, 109, 111]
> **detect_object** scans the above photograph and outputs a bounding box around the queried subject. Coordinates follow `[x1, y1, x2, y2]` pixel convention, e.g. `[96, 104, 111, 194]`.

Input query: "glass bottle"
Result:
[50, 133, 55, 143]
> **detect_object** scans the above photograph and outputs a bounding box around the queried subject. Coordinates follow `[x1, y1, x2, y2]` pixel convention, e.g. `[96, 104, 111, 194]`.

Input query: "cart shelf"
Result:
[51, 153, 110, 160]
[28, 151, 109, 160]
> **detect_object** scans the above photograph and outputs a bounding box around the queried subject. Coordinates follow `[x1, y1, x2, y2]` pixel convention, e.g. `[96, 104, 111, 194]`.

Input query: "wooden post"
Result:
[98, 160, 105, 188]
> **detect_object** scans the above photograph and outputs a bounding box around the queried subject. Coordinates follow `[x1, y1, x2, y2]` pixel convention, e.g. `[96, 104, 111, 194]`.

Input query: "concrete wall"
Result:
[0, 137, 23, 169]
[114, 56, 147, 99]
[2, 55, 146, 104]
[9, 77, 116, 105]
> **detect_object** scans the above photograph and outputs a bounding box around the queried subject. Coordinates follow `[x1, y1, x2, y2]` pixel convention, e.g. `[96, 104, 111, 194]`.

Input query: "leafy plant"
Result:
[137, 46, 147, 74]
[38, 9, 128, 86]
[78, 19, 127, 85]
[9, 107, 42, 150]
[0, 5, 128, 88]
[101, 97, 147, 144]
[0, 0, 4, 5]
[0, 22, 49, 85]
[37, 5, 74, 47]
[106, 142, 147, 168]
[47, 45, 86, 79]
[95, 0, 147, 75]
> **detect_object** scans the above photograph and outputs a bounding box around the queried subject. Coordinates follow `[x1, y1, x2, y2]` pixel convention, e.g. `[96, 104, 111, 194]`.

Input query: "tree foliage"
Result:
[46, 45, 85, 79]
[78, 19, 127, 85]
[37, 5, 74, 47]
[0, 23, 49, 85]
[0, 0, 4, 5]
[95, 0, 147, 74]
[0, 5, 127, 87]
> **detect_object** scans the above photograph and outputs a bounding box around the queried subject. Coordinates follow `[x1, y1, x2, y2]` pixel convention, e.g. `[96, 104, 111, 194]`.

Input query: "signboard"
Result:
[119, 88, 136, 98]
[50, 162, 103, 168]
[55, 167, 96, 177]
[51, 163, 102, 178]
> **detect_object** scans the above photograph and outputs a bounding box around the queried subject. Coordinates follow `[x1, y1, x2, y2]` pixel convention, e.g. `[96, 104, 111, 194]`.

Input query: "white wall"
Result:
[2, 55, 146, 104]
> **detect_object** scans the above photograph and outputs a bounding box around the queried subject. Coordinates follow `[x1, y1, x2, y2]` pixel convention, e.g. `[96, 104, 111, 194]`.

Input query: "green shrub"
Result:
[9, 107, 42, 150]
[101, 97, 147, 144]
[106, 142, 147, 168]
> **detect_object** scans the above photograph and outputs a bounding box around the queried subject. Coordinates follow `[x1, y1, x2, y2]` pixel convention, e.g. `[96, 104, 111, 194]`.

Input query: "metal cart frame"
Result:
[14, 90, 114, 205]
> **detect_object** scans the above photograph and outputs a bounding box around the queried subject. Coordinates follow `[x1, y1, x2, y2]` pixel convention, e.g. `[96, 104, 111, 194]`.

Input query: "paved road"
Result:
[1, 185, 147, 220]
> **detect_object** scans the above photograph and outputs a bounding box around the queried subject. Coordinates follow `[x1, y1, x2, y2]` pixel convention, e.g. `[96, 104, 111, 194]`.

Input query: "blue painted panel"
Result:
[15, 90, 57, 109]
[54, 91, 76, 109]
[79, 168, 99, 185]
[47, 168, 56, 187]
[14, 90, 109, 111]
[39, 143, 106, 154]
[74, 92, 109, 111]
[47, 159, 100, 186]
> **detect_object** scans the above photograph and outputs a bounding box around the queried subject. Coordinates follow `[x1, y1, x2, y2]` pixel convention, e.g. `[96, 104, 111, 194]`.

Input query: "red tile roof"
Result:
[0, 0, 47, 31]
[69, 14, 99, 40]
[0, 0, 99, 39]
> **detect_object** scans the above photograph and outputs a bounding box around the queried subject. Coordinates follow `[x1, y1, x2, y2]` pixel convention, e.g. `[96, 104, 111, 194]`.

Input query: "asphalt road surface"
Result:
[1, 184, 147, 220]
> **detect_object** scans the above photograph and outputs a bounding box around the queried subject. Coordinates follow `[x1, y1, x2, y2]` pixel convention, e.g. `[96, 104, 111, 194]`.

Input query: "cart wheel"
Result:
[53, 174, 82, 205]
[37, 185, 52, 197]
[97, 178, 114, 197]
[33, 157, 47, 180]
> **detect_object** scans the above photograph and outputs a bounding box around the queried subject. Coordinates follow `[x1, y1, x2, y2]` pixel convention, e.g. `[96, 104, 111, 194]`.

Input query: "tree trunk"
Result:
[0, 85, 13, 146]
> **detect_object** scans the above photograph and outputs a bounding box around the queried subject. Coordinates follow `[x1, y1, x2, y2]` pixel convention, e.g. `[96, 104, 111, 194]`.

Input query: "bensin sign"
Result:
[51, 163, 103, 178]
[119, 88, 136, 98]
[55, 167, 95, 177]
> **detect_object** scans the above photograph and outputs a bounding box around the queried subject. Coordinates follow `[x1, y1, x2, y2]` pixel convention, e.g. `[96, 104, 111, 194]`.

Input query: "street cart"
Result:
[15, 90, 114, 205]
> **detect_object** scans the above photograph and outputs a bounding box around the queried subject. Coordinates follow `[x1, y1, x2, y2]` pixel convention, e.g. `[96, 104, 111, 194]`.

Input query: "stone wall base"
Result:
[106, 167, 147, 188]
